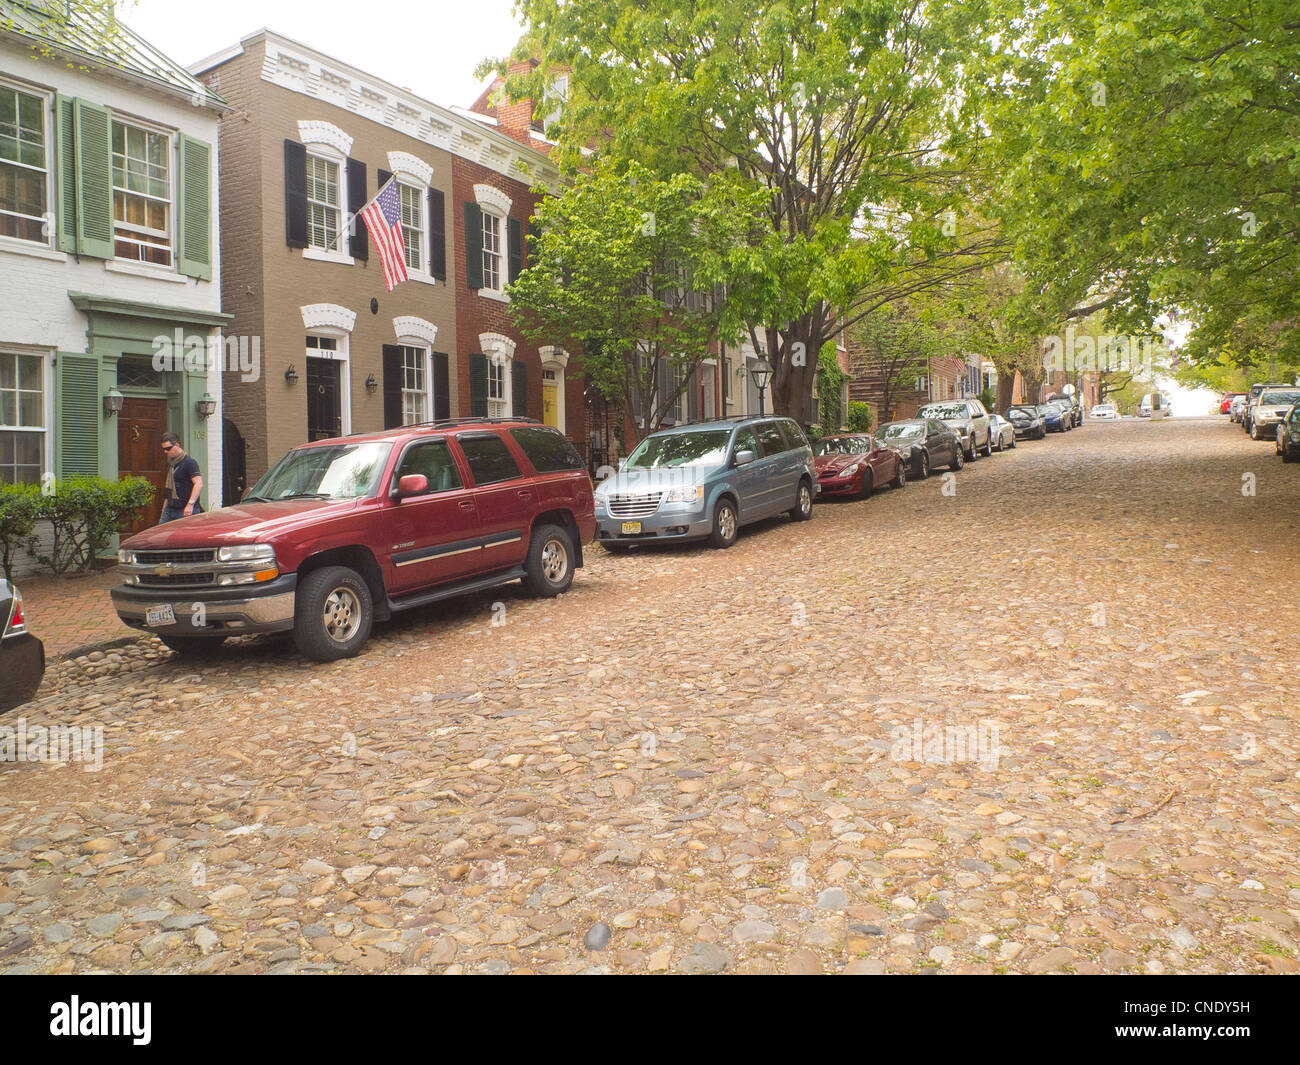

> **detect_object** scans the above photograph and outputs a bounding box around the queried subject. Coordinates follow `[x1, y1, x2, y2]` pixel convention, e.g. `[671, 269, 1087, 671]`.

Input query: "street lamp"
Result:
[749, 358, 773, 416]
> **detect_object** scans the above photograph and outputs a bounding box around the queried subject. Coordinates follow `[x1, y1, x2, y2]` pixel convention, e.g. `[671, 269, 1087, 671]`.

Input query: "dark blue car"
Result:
[1037, 403, 1069, 433]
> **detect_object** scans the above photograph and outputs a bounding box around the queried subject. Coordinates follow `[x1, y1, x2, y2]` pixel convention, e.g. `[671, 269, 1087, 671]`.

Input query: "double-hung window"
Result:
[0, 84, 48, 244]
[481, 211, 502, 292]
[0, 351, 45, 485]
[399, 182, 423, 273]
[111, 120, 172, 266]
[306, 153, 340, 251]
[400, 345, 429, 424]
[487, 357, 507, 419]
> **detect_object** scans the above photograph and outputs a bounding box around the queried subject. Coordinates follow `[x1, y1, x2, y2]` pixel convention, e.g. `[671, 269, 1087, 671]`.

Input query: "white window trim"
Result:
[397, 343, 432, 426]
[0, 76, 54, 252]
[394, 317, 440, 426]
[298, 120, 353, 157]
[300, 138, 353, 265]
[480, 332, 516, 417]
[0, 345, 54, 485]
[473, 183, 512, 301]
[304, 328, 352, 438]
[396, 178, 429, 278]
[384, 153, 439, 286]
[109, 113, 176, 271]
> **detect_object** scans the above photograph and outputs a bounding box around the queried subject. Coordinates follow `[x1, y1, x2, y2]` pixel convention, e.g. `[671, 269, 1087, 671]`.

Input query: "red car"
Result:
[111, 419, 595, 661]
[1220, 392, 1245, 414]
[813, 433, 906, 498]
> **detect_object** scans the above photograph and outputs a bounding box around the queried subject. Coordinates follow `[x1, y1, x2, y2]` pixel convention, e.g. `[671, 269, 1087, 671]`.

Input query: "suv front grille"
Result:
[133, 549, 217, 565]
[607, 493, 663, 518]
[136, 572, 216, 587]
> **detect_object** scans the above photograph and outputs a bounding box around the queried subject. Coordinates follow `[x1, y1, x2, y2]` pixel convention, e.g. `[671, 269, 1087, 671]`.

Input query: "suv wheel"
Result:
[708, 498, 739, 548]
[980, 433, 992, 457]
[524, 524, 575, 596]
[789, 479, 814, 521]
[293, 565, 373, 661]
[157, 634, 226, 657]
[1250, 421, 1260, 440]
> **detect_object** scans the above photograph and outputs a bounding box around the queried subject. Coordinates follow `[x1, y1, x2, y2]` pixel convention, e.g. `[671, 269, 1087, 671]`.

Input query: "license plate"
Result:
[620, 521, 642, 534]
[145, 604, 176, 627]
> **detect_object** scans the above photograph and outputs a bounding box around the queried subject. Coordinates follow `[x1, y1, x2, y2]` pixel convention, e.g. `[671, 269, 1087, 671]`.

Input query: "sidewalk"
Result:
[14, 566, 132, 658]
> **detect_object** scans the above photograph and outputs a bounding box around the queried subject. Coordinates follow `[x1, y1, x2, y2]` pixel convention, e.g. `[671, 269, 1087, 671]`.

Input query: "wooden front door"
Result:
[117, 397, 169, 535]
[306, 357, 342, 440]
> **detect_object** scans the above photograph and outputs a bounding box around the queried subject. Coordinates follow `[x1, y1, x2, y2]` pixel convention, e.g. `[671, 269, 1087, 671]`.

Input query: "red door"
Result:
[117, 398, 169, 534]
[383, 439, 482, 595]
[451, 432, 531, 572]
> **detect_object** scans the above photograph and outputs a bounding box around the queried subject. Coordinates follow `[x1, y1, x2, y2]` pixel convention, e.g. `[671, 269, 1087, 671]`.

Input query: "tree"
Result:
[846, 299, 944, 420]
[506, 161, 768, 435]
[499, 0, 1003, 423]
[1, 1, 133, 61]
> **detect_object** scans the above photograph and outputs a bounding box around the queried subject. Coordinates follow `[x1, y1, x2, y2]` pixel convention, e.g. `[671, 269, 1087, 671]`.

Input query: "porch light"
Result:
[195, 392, 217, 419]
[284, 364, 299, 384]
[103, 388, 124, 417]
[365, 374, 378, 394]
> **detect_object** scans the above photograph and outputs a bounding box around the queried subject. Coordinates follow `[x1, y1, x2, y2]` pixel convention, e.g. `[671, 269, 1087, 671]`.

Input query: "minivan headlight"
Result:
[118, 549, 134, 564]
[216, 544, 276, 563]
[664, 485, 704, 503]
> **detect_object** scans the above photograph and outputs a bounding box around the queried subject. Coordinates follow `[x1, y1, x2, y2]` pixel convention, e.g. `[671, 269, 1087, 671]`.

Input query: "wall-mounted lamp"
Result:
[284, 364, 299, 384]
[365, 374, 378, 394]
[195, 391, 217, 420]
[103, 387, 124, 417]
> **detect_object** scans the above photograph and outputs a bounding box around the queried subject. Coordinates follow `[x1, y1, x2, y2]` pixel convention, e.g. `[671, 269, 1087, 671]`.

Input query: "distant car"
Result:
[1276, 405, 1300, 462]
[813, 434, 905, 498]
[917, 399, 991, 460]
[1038, 402, 1069, 432]
[1089, 402, 1118, 420]
[1006, 404, 1046, 439]
[1048, 394, 1082, 427]
[1248, 388, 1300, 440]
[1240, 383, 1290, 434]
[1229, 395, 1247, 422]
[987, 414, 1017, 451]
[1220, 392, 1245, 415]
[1, 580, 45, 713]
[877, 418, 964, 478]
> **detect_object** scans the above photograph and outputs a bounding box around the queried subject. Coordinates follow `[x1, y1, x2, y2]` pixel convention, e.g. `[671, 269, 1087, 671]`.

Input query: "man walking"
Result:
[159, 432, 203, 524]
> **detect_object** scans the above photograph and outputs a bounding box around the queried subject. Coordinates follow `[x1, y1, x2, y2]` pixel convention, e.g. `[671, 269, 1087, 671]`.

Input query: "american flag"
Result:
[359, 178, 409, 291]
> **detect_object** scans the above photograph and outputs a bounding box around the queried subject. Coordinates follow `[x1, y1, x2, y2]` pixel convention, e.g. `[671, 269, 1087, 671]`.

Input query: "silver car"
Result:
[1248, 388, 1300, 440]
[917, 399, 991, 460]
[595, 417, 816, 551]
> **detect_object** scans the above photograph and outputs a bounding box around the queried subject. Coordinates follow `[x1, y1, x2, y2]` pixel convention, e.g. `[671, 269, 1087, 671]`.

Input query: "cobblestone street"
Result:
[2, 416, 1298, 974]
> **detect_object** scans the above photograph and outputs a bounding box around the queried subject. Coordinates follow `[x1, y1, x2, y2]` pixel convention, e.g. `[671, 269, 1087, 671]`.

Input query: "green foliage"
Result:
[846, 402, 874, 434]
[0, 483, 41, 583]
[979, 387, 997, 415]
[815, 342, 846, 430]
[27, 477, 154, 577]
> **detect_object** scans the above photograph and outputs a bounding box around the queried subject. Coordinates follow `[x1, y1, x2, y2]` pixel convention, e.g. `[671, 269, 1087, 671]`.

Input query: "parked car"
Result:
[1220, 392, 1246, 415]
[813, 433, 905, 498]
[1048, 393, 1082, 427]
[877, 418, 964, 478]
[917, 399, 991, 460]
[1248, 387, 1300, 441]
[1240, 383, 1290, 434]
[1229, 394, 1248, 422]
[594, 416, 815, 552]
[987, 414, 1017, 451]
[1089, 402, 1118, 420]
[111, 419, 595, 661]
[1006, 404, 1046, 439]
[1, 579, 45, 713]
[1038, 402, 1069, 432]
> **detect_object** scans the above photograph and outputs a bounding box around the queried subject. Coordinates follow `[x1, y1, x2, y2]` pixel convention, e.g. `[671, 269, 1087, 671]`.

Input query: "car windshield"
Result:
[1260, 391, 1300, 405]
[815, 437, 870, 456]
[249, 441, 393, 501]
[1008, 406, 1035, 417]
[920, 404, 967, 420]
[879, 423, 922, 440]
[625, 429, 732, 468]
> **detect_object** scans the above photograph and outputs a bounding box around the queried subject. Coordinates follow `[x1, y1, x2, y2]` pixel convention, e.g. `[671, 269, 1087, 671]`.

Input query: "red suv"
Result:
[111, 419, 595, 661]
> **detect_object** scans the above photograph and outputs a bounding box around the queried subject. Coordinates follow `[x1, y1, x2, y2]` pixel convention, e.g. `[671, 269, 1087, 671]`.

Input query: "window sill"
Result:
[105, 259, 187, 283]
[477, 288, 509, 304]
[0, 236, 67, 263]
[406, 270, 439, 287]
[303, 247, 356, 266]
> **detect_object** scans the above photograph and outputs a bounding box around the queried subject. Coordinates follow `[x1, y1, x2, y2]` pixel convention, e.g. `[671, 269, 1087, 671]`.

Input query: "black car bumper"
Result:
[0, 632, 45, 712]
[110, 573, 299, 637]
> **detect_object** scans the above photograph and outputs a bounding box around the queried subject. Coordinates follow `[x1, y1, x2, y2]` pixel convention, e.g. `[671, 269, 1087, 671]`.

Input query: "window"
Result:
[394, 440, 461, 494]
[399, 182, 423, 272]
[306, 335, 338, 355]
[306, 153, 340, 250]
[457, 433, 521, 485]
[755, 420, 787, 456]
[111, 120, 171, 266]
[779, 419, 809, 451]
[0, 352, 45, 485]
[0, 85, 47, 244]
[400, 345, 428, 425]
[481, 211, 501, 291]
[510, 427, 583, 473]
[487, 356, 507, 418]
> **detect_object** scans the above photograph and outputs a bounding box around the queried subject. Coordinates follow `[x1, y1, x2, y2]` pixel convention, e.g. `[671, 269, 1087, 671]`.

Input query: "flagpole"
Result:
[324, 175, 399, 254]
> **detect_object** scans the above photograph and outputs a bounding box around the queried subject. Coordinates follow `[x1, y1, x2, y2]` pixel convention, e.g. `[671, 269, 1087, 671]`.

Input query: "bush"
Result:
[846, 402, 874, 433]
[0, 483, 41, 582]
[27, 477, 155, 576]
[979, 386, 998, 414]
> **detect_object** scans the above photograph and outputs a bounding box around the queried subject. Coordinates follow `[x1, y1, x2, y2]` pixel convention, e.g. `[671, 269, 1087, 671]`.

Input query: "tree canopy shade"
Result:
[974, 0, 1300, 370]
[501, 0, 1003, 423]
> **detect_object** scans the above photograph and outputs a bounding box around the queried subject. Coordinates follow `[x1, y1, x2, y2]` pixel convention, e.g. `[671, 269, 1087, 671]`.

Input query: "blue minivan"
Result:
[594, 416, 817, 550]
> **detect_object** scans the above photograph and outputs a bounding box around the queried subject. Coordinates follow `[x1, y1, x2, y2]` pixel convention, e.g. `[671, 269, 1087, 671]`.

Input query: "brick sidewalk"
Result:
[14, 566, 130, 658]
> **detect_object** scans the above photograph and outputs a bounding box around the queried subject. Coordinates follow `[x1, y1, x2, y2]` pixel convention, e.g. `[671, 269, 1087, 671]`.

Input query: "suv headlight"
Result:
[118, 549, 134, 564]
[664, 485, 704, 503]
[216, 544, 276, 563]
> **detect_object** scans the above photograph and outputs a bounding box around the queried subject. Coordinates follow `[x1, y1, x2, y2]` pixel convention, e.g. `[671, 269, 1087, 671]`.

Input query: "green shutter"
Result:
[56, 353, 101, 478]
[512, 359, 527, 418]
[178, 134, 212, 280]
[469, 352, 488, 417]
[55, 95, 77, 253]
[464, 202, 483, 289]
[73, 99, 113, 259]
[507, 216, 522, 283]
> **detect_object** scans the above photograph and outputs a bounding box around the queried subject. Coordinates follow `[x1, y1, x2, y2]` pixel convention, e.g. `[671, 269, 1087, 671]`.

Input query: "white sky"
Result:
[122, 0, 526, 108]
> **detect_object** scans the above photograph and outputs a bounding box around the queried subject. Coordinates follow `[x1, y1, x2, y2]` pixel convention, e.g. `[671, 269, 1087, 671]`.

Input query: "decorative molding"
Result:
[479, 332, 516, 363]
[393, 316, 439, 347]
[538, 345, 570, 369]
[386, 151, 435, 187]
[301, 303, 357, 333]
[297, 119, 353, 156]
[473, 183, 513, 217]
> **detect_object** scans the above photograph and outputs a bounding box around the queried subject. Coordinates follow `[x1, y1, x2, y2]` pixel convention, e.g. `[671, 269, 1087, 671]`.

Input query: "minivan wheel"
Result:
[524, 523, 575, 596]
[789, 479, 814, 521]
[293, 565, 373, 661]
[709, 499, 739, 548]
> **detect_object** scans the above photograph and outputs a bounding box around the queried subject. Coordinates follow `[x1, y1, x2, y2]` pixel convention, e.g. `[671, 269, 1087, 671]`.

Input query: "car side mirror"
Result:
[393, 474, 428, 499]
[734, 449, 755, 466]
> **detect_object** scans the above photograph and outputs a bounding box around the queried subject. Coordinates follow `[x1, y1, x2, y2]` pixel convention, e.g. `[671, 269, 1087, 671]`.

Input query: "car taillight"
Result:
[5, 589, 26, 637]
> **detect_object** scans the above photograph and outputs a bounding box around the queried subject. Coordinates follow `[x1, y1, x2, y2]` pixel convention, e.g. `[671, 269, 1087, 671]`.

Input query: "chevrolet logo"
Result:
[153, 563, 175, 577]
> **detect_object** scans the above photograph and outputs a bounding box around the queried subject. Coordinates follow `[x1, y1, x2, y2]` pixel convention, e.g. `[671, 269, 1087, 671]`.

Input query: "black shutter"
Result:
[464, 202, 483, 289]
[429, 189, 446, 281]
[433, 352, 450, 420]
[347, 157, 368, 260]
[469, 352, 488, 417]
[377, 168, 392, 189]
[507, 216, 522, 284]
[382, 345, 404, 428]
[284, 139, 307, 248]
[512, 359, 528, 418]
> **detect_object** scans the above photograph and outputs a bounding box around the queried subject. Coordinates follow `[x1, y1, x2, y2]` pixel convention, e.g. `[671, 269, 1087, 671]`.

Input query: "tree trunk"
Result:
[769, 312, 825, 426]
[996, 370, 1015, 414]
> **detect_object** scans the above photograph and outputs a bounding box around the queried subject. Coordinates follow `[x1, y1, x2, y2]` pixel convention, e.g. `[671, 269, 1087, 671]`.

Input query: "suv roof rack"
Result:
[405, 416, 543, 431]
